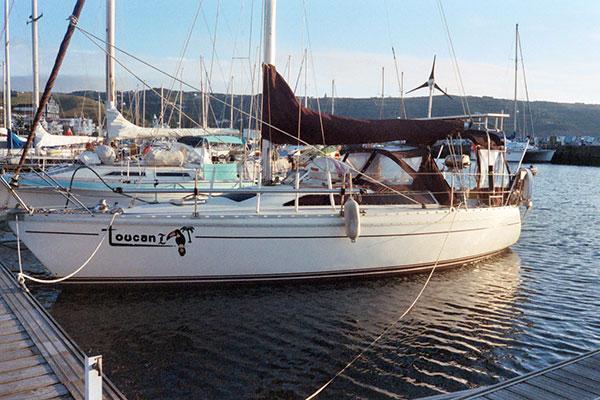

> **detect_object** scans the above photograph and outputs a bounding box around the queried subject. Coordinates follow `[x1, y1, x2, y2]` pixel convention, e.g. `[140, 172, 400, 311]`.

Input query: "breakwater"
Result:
[550, 145, 600, 166]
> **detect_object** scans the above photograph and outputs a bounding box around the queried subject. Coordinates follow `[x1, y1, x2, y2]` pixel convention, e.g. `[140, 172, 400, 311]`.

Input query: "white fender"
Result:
[344, 198, 361, 242]
[519, 167, 534, 201]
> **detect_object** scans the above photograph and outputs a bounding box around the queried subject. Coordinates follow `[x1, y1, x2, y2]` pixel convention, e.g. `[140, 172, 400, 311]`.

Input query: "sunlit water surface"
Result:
[1, 163, 599, 399]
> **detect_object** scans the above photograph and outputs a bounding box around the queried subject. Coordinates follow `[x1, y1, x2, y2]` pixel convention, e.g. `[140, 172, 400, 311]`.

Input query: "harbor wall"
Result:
[550, 145, 600, 166]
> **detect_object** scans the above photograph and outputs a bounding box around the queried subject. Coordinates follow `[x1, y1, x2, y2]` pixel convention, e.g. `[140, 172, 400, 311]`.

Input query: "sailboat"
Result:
[505, 24, 555, 163]
[8, 0, 533, 284]
[0, 0, 257, 211]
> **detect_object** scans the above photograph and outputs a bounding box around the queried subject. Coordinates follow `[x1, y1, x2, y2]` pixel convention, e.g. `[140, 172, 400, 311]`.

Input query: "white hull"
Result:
[10, 203, 522, 283]
[506, 147, 555, 163]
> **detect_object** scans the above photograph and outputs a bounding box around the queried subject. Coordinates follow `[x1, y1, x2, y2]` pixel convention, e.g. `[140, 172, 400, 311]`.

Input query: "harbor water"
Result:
[1, 163, 599, 399]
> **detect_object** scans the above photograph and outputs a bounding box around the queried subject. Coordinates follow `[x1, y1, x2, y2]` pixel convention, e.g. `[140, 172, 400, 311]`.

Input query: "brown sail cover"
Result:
[261, 63, 502, 148]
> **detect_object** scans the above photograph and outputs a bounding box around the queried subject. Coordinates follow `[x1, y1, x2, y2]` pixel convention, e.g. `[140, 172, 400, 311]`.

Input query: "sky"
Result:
[3, 0, 600, 104]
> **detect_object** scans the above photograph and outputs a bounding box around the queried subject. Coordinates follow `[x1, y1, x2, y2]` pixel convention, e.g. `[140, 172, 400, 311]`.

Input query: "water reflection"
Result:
[41, 251, 522, 399]
[3, 163, 600, 399]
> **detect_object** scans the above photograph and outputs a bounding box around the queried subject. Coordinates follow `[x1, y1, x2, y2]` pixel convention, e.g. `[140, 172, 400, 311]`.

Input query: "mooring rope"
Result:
[16, 212, 120, 287]
[305, 208, 460, 399]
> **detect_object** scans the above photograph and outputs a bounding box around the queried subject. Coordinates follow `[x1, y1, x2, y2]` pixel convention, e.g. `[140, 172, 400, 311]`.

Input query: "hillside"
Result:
[12, 90, 600, 137]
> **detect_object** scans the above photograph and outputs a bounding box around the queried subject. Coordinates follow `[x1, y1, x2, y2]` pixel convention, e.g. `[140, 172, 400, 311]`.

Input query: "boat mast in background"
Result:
[380, 67, 384, 119]
[4, 0, 11, 132]
[106, 0, 116, 108]
[513, 23, 519, 137]
[331, 79, 335, 114]
[261, 0, 276, 183]
[30, 0, 40, 110]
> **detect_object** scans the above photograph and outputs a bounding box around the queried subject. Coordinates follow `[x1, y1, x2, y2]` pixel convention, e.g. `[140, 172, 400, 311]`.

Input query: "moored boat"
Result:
[9, 64, 533, 284]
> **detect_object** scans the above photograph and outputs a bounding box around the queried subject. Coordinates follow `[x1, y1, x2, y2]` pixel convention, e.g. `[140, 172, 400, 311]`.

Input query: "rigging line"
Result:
[305, 208, 460, 400]
[292, 51, 306, 95]
[77, 28, 232, 143]
[517, 33, 535, 138]
[384, 0, 406, 118]
[164, 1, 203, 127]
[0, 0, 14, 40]
[208, 0, 220, 87]
[80, 25, 444, 201]
[436, 0, 471, 118]
[302, 0, 327, 147]
[197, 6, 234, 129]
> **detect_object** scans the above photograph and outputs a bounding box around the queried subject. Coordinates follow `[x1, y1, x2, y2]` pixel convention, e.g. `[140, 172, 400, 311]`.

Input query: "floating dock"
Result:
[421, 348, 600, 399]
[0, 261, 125, 399]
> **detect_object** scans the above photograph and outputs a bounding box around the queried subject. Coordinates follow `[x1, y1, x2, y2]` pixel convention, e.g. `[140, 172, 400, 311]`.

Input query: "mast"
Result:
[380, 67, 384, 119]
[31, 0, 40, 110]
[142, 86, 145, 127]
[200, 57, 206, 128]
[230, 75, 234, 129]
[160, 84, 164, 127]
[261, 0, 276, 183]
[331, 79, 335, 114]
[178, 68, 183, 128]
[400, 71, 406, 119]
[106, 0, 115, 107]
[13, 0, 86, 180]
[97, 92, 101, 131]
[513, 23, 519, 136]
[427, 74, 434, 118]
[2, 62, 5, 128]
[303, 48, 308, 107]
[4, 0, 11, 132]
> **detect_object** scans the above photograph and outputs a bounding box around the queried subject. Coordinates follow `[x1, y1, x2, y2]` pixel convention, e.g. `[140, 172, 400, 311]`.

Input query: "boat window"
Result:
[363, 154, 413, 185]
[105, 171, 146, 176]
[156, 172, 192, 178]
[346, 153, 371, 174]
[404, 157, 422, 172]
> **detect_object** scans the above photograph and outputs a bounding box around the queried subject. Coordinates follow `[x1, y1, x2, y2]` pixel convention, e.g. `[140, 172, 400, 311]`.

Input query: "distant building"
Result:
[58, 117, 94, 136]
[12, 97, 60, 121]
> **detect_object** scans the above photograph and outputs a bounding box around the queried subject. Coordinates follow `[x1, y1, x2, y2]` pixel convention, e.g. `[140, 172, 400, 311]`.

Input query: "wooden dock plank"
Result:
[480, 391, 523, 400]
[0, 262, 126, 400]
[0, 363, 54, 385]
[545, 369, 600, 395]
[504, 382, 566, 400]
[562, 363, 600, 381]
[418, 349, 600, 399]
[0, 337, 34, 353]
[0, 354, 48, 375]
[526, 374, 595, 399]
[0, 324, 25, 337]
[0, 331, 30, 346]
[0, 372, 63, 396]
[0, 346, 38, 363]
[0, 382, 71, 400]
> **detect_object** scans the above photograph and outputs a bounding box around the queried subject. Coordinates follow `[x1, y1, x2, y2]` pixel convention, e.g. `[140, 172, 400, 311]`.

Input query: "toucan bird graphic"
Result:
[165, 226, 194, 256]
[167, 229, 188, 256]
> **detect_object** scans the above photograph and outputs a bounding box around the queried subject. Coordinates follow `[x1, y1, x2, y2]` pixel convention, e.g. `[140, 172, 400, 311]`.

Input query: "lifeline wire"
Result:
[16, 212, 119, 286]
[305, 209, 460, 399]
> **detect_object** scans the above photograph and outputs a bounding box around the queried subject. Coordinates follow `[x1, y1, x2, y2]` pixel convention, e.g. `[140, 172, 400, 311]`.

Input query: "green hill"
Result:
[12, 90, 600, 137]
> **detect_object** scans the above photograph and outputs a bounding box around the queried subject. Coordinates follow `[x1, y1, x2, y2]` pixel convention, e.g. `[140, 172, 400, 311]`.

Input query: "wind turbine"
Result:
[407, 55, 452, 118]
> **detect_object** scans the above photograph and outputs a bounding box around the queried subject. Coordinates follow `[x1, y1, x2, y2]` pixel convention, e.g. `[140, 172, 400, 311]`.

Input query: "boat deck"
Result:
[0, 261, 125, 399]
[420, 348, 600, 400]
